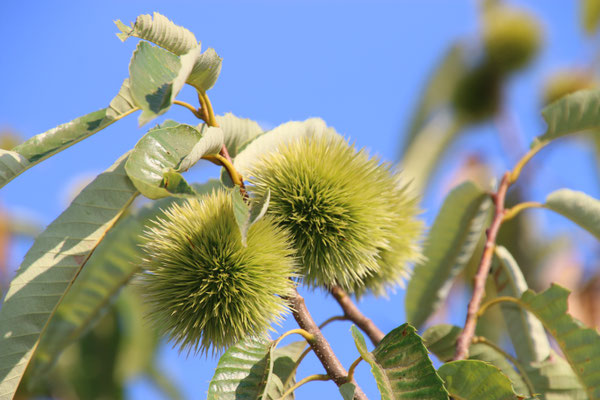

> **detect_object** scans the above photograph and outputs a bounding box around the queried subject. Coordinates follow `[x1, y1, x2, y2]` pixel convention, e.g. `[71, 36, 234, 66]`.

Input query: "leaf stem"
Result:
[347, 356, 363, 382]
[477, 296, 520, 318]
[201, 154, 243, 187]
[502, 201, 544, 222]
[319, 315, 348, 329]
[330, 286, 384, 346]
[509, 141, 547, 184]
[472, 336, 536, 397]
[288, 289, 368, 399]
[173, 100, 204, 121]
[282, 315, 347, 389]
[278, 374, 331, 400]
[197, 91, 219, 127]
[274, 328, 315, 347]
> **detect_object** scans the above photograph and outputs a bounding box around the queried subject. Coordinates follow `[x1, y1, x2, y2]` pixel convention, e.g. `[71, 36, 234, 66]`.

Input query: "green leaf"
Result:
[206, 336, 271, 400]
[233, 118, 341, 177]
[187, 48, 223, 92]
[129, 42, 201, 126]
[582, 0, 600, 35]
[231, 189, 250, 245]
[351, 324, 448, 399]
[265, 341, 306, 400]
[339, 383, 356, 400]
[115, 12, 198, 56]
[493, 246, 551, 363]
[515, 284, 600, 398]
[125, 122, 223, 199]
[423, 324, 529, 397]
[536, 88, 600, 144]
[0, 153, 138, 400]
[401, 44, 466, 155]
[27, 178, 213, 383]
[400, 112, 463, 195]
[405, 181, 493, 328]
[423, 324, 586, 399]
[215, 113, 264, 159]
[438, 360, 521, 400]
[0, 79, 138, 189]
[525, 351, 586, 400]
[544, 188, 600, 240]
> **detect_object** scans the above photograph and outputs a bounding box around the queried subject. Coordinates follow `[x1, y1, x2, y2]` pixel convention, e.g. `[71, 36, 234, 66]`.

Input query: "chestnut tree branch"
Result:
[330, 285, 385, 346]
[453, 172, 510, 360]
[289, 288, 368, 400]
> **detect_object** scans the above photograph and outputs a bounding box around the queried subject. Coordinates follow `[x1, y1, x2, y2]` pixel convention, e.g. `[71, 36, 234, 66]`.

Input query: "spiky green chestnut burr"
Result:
[248, 136, 423, 294]
[139, 190, 297, 354]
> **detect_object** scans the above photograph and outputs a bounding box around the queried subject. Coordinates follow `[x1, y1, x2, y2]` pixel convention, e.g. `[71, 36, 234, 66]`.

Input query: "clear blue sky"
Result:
[1, 1, 598, 399]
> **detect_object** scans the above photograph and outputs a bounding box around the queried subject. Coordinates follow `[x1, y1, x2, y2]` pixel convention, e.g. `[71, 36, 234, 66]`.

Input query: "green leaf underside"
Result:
[0, 79, 138, 190]
[265, 341, 306, 400]
[129, 42, 191, 126]
[402, 44, 466, 155]
[423, 324, 529, 397]
[233, 118, 341, 178]
[187, 48, 223, 92]
[231, 189, 250, 244]
[207, 336, 306, 400]
[115, 12, 198, 56]
[438, 360, 521, 400]
[536, 88, 600, 144]
[424, 324, 586, 400]
[405, 181, 492, 328]
[0, 153, 138, 400]
[493, 246, 551, 364]
[215, 113, 264, 159]
[515, 284, 600, 398]
[339, 383, 356, 400]
[351, 324, 449, 399]
[545, 189, 600, 240]
[124, 122, 223, 199]
[400, 112, 463, 195]
[28, 180, 223, 382]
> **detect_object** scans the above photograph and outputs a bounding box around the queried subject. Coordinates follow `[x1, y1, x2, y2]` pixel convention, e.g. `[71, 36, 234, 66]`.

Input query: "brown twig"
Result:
[289, 289, 368, 400]
[453, 172, 510, 360]
[330, 286, 385, 346]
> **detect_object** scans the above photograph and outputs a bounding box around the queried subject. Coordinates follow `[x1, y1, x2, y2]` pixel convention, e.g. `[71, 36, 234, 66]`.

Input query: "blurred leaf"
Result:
[265, 341, 306, 400]
[339, 383, 356, 400]
[187, 48, 223, 92]
[401, 44, 466, 154]
[233, 118, 341, 177]
[115, 12, 198, 56]
[129, 42, 201, 126]
[351, 324, 448, 399]
[493, 246, 551, 363]
[0, 153, 138, 400]
[582, 0, 600, 34]
[0, 80, 138, 190]
[423, 324, 529, 396]
[207, 336, 272, 400]
[405, 181, 493, 328]
[215, 113, 264, 159]
[524, 350, 586, 400]
[437, 360, 521, 399]
[400, 112, 463, 195]
[545, 188, 600, 240]
[28, 179, 218, 383]
[125, 122, 223, 199]
[515, 284, 600, 398]
[536, 88, 600, 144]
